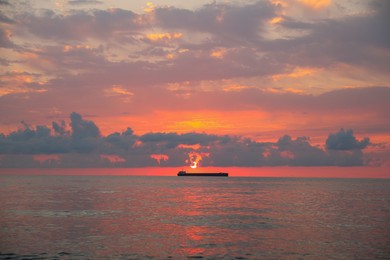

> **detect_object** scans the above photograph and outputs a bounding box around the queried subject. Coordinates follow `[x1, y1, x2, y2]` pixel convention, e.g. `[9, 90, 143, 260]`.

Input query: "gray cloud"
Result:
[3, 0, 387, 90]
[0, 113, 374, 168]
[0, 83, 388, 142]
[326, 129, 370, 151]
[0, 28, 14, 48]
[70, 112, 100, 139]
[154, 1, 276, 41]
[0, 123, 70, 154]
[271, 2, 390, 71]
[17, 8, 140, 41]
[52, 121, 68, 136]
[69, 112, 101, 153]
[0, 12, 14, 24]
[140, 132, 230, 148]
[69, 0, 103, 5]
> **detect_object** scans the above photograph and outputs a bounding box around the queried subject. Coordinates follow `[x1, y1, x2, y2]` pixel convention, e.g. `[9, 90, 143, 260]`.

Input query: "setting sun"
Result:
[190, 162, 197, 169]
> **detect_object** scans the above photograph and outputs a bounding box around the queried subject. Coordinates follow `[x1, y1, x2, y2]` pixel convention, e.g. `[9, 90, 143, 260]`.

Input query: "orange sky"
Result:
[1, 167, 389, 178]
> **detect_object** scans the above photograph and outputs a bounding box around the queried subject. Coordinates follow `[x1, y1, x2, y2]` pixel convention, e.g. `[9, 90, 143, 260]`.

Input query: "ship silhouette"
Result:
[177, 170, 228, 177]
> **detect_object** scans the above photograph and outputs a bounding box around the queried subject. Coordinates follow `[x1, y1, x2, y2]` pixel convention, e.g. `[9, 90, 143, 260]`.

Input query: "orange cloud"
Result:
[210, 49, 226, 59]
[0, 87, 47, 97]
[165, 53, 176, 59]
[63, 44, 91, 52]
[0, 71, 48, 96]
[298, 0, 331, 9]
[100, 154, 126, 163]
[105, 85, 134, 102]
[33, 154, 60, 164]
[178, 144, 201, 150]
[272, 67, 318, 81]
[269, 16, 284, 24]
[223, 84, 254, 92]
[146, 32, 183, 42]
[150, 154, 169, 164]
[107, 85, 134, 96]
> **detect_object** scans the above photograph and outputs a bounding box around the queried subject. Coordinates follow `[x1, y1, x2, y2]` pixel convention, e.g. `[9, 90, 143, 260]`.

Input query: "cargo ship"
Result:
[177, 170, 228, 177]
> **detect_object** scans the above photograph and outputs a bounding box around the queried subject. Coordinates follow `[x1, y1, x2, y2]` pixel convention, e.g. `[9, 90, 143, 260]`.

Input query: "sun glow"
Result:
[144, 2, 155, 13]
[190, 161, 197, 169]
[187, 152, 205, 169]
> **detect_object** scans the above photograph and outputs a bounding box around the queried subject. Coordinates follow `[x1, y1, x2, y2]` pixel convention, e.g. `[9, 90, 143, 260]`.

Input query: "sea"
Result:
[0, 171, 389, 259]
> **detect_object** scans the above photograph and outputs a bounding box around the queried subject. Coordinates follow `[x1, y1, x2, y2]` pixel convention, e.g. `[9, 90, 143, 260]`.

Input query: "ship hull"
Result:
[177, 172, 228, 177]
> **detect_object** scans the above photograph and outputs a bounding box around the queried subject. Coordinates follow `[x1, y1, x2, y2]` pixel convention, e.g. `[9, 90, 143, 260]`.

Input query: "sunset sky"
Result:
[0, 0, 389, 172]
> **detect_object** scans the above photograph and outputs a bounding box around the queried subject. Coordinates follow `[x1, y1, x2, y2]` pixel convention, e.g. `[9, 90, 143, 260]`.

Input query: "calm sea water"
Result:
[0, 173, 389, 259]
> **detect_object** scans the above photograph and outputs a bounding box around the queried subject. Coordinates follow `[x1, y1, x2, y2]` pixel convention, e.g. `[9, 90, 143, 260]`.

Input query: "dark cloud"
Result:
[326, 129, 370, 151]
[4, 0, 387, 89]
[0, 0, 9, 5]
[271, 2, 390, 71]
[0, 123, 70, 154]
[0, 12, 14, 24]
[52, 121, 68, 136]
[0, 83, 388, 143]
[9, 44, 280, 91]
[69, 0, 103, 5]
[70, 112, 100, 139]
[17, 8, 140, 41]
[154, 1, 276, 41]
[0, 58, 11, 66]
[0, 113, 374, 167]
[105, 127, 137, 152]
[0, 28, 14, 48]
[0, 1, 388, 168]
[140, 132, 230, 148]
[4, 2, 280, 83]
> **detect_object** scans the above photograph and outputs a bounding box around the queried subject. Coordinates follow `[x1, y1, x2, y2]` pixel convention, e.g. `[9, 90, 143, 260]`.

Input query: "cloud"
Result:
[4, 1, 387, 93]
[326, 129, 370, 151]
[17, 8, 140, 41]
[298, 0, 331, 9]
[69, 112, 101, 153]
[0, 122, 70, 154]
[0, 12, 14, 24]
[154, 1, 276, 41]
[139, 132, 230, 148]
[0, 83, 388, 147]
[70, 112, 100, 139]
[272, 2, 390, 71]
[68, 0, 103, 5]
[0, 112, 376, 168]
[0, 28, 14, 48]
[52, 121, 68, 136]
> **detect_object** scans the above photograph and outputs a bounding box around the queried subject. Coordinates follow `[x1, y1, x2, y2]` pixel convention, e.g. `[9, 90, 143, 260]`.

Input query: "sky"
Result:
[0, 0, 389, 171]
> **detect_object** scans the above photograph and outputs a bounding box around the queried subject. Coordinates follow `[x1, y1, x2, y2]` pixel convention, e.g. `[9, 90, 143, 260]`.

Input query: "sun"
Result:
[190, 161, 197, 169]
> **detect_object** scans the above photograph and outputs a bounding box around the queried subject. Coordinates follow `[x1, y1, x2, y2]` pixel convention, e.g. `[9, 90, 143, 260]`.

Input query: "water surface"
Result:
[1, 173, 389, 259]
